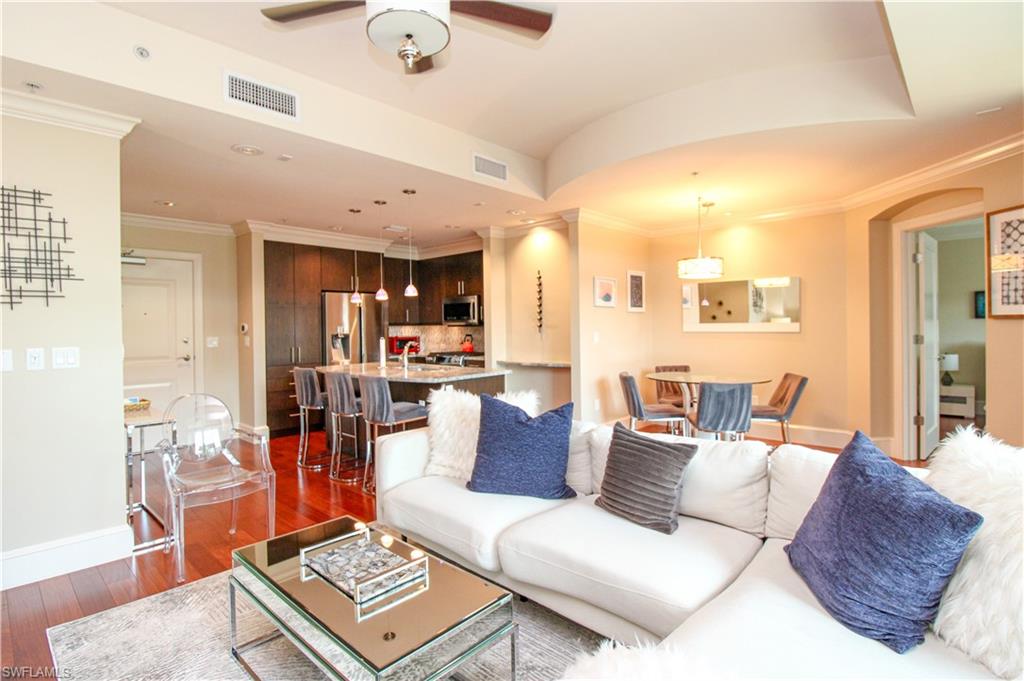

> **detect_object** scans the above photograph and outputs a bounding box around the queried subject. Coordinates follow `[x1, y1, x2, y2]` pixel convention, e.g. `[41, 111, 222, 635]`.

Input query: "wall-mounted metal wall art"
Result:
[536, 270, 544, 331]
[1, 185, 83, 309]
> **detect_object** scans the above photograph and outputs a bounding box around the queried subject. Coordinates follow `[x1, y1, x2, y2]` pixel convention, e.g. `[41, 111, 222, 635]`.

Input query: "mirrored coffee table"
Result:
[230, 516, 516, 680]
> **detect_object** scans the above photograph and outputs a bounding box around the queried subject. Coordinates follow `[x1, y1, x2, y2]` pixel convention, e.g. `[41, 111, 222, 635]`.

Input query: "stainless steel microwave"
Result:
[442, 295, 480, 326]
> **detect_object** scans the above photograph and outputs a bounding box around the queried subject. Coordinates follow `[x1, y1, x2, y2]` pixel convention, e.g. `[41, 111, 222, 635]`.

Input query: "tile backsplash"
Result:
[390, 325, 485, 354]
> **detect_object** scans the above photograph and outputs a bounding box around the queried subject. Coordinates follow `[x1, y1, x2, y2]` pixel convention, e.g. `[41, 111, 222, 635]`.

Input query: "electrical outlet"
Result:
[0, 349, 12, 372]
[206, 336, 219, 348]
[26, 347, 45, 370]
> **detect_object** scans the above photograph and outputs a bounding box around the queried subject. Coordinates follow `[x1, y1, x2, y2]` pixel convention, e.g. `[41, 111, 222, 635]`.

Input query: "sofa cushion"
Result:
[786, 432, 982, 653]
[766, 444, 928, 541]
[590, 425, 769, 536]
[659, 539, 995, 678]
[497, 495, 763, 638]
[567, 421, 598, 495]
[379, 475, 568, 572]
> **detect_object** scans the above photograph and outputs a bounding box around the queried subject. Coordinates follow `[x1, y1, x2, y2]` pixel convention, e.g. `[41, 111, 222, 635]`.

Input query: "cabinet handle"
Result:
[297, 346, 302, 363]
[289, 347, 294, 363]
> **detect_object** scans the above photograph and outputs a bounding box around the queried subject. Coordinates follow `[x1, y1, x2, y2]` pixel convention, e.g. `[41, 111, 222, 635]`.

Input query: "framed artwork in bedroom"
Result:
[985, 204, 1024, 318]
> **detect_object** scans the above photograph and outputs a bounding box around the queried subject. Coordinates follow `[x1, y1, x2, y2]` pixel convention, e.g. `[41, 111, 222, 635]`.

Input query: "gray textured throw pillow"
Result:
[595, 422, 698, 534]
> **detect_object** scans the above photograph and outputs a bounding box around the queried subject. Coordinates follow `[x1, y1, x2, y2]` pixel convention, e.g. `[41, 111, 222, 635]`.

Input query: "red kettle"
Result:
[460, 334, 474, 353]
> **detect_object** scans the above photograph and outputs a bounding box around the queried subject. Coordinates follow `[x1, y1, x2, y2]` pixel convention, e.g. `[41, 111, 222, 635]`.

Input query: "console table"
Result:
[939, 384, 976, 419]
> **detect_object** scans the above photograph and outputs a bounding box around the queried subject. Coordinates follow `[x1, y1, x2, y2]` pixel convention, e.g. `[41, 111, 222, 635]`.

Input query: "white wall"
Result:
[1, 112, 135, 586]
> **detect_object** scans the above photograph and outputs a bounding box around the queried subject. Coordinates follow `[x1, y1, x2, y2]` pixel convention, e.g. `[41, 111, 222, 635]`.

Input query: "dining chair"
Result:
[654, 364, 692, 409]
[324, 371, 363, 483]
[158, 393, 275, 583]
[619, 372, 688, 435]
[687, 382, 752, 441]
[357, 375, 428, 493]
[751, 373, 808, 443]
[293, 367, 330, 470]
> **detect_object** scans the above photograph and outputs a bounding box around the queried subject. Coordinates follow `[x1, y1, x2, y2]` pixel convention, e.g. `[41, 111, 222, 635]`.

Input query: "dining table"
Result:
[645, 371, 773, 411]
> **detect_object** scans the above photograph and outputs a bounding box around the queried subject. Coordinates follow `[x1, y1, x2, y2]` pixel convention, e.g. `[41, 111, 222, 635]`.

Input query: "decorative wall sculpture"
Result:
[1, 185, 83, 309]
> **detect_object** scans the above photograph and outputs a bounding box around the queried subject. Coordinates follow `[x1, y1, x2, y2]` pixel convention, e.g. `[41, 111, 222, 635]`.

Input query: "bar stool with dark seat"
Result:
[751, 373, 808, 443]
[357, 375, 428, 493]
[293, 367, 330, 470]
[687, 382, 752, 441]
[619, 371, 688, 435]
[324, 371, 363, 483]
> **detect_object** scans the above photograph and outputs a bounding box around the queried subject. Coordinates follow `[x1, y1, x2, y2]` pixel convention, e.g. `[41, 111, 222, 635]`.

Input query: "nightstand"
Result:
[939, 384, 976, 418]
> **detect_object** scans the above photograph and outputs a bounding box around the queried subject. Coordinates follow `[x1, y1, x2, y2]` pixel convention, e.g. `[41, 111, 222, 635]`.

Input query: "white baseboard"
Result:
[238, 422, 270, 441]
[748, 422, 850, 449]
[2, 524, 133, 590]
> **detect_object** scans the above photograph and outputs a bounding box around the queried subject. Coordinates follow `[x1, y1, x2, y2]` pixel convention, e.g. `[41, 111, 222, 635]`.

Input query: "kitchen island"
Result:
[316, 362, 510, 406]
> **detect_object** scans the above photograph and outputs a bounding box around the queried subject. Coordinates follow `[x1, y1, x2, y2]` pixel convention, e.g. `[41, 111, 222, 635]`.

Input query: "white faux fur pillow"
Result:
[927, 427, 1023, 680]
[423, 389, 539, 482]
[562, 642, 719, 680]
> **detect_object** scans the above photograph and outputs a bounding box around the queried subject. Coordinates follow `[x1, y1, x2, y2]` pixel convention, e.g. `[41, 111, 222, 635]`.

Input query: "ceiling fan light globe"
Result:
[366, 0, 451, 58]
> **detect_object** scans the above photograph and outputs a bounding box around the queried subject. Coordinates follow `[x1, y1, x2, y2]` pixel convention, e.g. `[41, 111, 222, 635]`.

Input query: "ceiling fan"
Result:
[261, 1, 553, 74]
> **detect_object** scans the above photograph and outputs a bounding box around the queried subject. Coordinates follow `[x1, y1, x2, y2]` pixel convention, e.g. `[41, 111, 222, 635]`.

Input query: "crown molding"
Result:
[841, 132, 1024, 209]
[477, 216, 568, 240]
[1, 89, 140, 138]
[417, 236, 483, 260]
[560, 208, 650, 236]
[384, 243, 418, 259]
[122, 212, 234, 237]
[238, 220, 393, 252]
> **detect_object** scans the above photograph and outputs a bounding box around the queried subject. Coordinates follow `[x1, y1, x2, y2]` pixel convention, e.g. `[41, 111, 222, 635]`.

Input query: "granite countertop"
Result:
[498, 360, 572, 369]
[316, 362, 510, 384]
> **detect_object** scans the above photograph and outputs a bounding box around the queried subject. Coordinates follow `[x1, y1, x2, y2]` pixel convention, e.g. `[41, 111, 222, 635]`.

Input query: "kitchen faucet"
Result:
[401, 343, 411, 370]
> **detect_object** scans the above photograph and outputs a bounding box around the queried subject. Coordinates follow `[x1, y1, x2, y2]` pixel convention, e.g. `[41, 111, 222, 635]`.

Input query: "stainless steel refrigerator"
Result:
[322, 292, 387, 365]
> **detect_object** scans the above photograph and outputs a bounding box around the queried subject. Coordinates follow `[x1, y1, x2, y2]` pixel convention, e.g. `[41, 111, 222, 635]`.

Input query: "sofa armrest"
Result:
[375, 426, 430, 518]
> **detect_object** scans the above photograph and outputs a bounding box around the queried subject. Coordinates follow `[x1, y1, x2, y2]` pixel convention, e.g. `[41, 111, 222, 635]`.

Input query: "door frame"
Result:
[122, 248, 205, 395]
[890, 202, 984, 460]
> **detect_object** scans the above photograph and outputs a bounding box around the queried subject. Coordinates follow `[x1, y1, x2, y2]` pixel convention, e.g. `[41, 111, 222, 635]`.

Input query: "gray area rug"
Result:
[48, 572, 602, 680]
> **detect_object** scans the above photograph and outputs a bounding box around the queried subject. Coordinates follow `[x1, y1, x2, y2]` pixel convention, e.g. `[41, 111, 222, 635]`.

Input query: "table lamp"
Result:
[940, 353, 959, 386]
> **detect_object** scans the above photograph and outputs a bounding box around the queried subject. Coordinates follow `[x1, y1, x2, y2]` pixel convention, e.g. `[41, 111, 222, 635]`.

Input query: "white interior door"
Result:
[122, 257, 196, 418]
[915, 232, 940, 457]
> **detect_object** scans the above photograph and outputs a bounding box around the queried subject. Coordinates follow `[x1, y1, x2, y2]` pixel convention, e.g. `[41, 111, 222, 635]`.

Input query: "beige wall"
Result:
[649, 213, 849, 430]
[570, 215, 654, 422]
[122, 225, 240, 417]
[936, 237, 986, 401]
[1, 116, 127, 553]
[235, 230, 266, 432]
[504, 226, 572, 363]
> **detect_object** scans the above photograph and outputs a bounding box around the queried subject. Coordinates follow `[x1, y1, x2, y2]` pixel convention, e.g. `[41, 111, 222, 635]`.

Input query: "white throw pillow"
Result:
[567, 421, 598, 495]
[926, 427, 1022, 680]
[766, 443, 928, 541]
[423, 389, 539, 482]
[562, 641, 716, 680]
[588, 424, 770, 536]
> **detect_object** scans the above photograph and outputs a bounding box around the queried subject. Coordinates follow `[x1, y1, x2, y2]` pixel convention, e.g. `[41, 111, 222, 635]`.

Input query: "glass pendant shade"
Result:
[404, 282, 419, 297]
[350, 291, 362, 305]
[375, 287, 389, 302]
[677, 256, 724, 280]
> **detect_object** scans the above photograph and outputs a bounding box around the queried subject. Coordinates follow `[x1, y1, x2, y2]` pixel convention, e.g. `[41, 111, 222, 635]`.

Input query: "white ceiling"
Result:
[2, 2, 1021, 245]
[112, 1, 895, 159]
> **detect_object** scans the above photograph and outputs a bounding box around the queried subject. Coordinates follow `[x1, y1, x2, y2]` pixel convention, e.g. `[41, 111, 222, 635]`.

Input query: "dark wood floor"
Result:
[0, 431, 375, 674]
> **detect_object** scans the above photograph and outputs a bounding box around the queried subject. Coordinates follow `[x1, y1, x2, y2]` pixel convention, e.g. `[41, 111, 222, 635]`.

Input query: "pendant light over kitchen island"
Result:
[373, 200, 389, 302]
[403, 189, 419, 298]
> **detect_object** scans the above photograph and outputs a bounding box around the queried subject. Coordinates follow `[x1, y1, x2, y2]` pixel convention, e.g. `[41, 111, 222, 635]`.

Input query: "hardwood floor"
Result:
[0, 431, 375, 674]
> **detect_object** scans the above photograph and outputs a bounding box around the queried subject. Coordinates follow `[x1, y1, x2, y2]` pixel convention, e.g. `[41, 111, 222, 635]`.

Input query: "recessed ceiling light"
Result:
[444, 224, 461, 230]
[23, 81, 43, 92]
[975, 106, 1003, 116]
[506, 208, 526, 216]
[280, 218, 288, 224]
[330, 226, 344, 232]
[277, 153, 293, 161]
[473, 201, 486, 207]
[520, 218, 536, 224]
[153, 200, 175, 207]
[383, 225, 409, 233]
[724, 211, 733, 216]
[231, 144, 264, 156]
[133, 45, 151, 61]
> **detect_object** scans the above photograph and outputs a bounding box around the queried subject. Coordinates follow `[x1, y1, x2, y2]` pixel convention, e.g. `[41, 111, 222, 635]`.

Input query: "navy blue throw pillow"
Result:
[467, 394, 576, 499]
[786, 431, 982, 654]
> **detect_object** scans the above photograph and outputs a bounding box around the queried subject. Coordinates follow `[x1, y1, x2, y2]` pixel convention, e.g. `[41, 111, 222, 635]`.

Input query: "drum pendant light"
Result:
[677, 173, 724, 280]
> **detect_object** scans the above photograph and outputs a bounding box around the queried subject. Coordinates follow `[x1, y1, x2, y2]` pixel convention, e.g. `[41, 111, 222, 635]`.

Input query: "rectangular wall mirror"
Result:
[682, 277, 801, 333]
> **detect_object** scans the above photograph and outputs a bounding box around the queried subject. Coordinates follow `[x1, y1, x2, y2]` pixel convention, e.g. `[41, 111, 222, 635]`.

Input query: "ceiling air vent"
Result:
[473, 154, 508, 182]
[225, 72, 298, 119]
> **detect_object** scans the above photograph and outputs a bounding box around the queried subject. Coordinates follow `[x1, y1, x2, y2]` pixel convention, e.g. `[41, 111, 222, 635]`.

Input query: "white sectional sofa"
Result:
[374, 424, 996, 679]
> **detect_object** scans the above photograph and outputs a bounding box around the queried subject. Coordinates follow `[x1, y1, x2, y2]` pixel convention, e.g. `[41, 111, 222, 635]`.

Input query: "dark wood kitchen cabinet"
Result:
[444, 250, 483, 297]
[416, 256, 445, 324]
[264, 241, 321, 366]
[384, 256, 419, 324]
[356, 250, 382, 292]
[320, 246, 355, 291]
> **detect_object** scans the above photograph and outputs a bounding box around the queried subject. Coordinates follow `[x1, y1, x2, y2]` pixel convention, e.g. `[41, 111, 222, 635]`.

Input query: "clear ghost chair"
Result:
[158, 393, 275, 583]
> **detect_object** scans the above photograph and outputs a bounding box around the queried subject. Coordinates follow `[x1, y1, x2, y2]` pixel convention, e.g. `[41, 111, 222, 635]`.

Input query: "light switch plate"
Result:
[1, 349, 12, 372]
[206, 337, 219, 348]
[52, 347, 80, 369]
[26, 347, 45, 370]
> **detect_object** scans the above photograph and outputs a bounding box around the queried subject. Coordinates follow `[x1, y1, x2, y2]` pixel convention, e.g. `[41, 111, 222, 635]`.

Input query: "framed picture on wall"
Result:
[593, 276, 616, 308]
[627, 271, 646, 312]
[973, 290, 985, 319]
[985, 204, 1024, 318]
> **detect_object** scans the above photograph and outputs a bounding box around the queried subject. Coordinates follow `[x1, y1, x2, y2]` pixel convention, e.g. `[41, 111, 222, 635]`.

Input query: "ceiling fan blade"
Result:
[450, 1, 553, 37]
[405, 55, 435, 75]
[261, 1, 365, 23]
